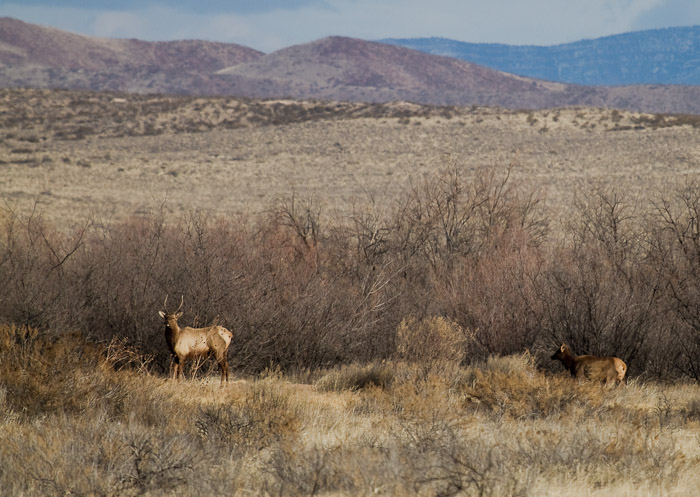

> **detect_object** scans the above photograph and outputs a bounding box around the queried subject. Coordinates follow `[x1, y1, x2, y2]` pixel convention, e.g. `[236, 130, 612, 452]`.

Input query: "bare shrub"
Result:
[534, 187, 665, 375]
[232, 201, 404, 373]
[104, 336, 154, 373]
[385, 164, 548, 359]
[435, 227, 544, 358]
[273, 191, 321, 253]
[344, 193, 392, 267]
[649, 178, 700, 379]
[75, 210, 173, 351]
[230, 222, 348, 372]
[174, 211, 249, 320]
[2, 416, 206, 497]
[391, 163, 547, 267]
[0, 203, 88, 332]
[261, 443, 361, 497]
[74, 209, 251, 373]
[0, 174, 696, 380]
[396, 408, 535, 496]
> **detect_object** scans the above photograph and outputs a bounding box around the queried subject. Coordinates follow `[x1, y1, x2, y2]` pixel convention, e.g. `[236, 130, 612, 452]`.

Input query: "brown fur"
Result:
[551, 344, 627, 386]
[159, 298, 232, 384]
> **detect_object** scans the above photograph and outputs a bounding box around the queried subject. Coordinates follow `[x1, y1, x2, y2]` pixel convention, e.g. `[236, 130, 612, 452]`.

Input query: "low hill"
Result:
[214, 36, 571, 106]
[0, 16, 263, 94]
[0, 17, 263, 72]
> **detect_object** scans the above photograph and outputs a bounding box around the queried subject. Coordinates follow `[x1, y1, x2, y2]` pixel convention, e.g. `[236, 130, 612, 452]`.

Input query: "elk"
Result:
[551, 344, 627, 386]
[159, 296, 233, 384]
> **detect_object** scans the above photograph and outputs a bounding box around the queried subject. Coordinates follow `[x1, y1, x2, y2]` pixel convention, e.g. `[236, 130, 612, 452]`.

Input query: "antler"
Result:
[162, 294, 184, 314]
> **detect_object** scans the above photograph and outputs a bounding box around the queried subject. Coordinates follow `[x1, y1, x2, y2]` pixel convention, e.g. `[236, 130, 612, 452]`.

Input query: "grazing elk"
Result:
[551, 344, 627, 386]
[159, 296, 233, 384]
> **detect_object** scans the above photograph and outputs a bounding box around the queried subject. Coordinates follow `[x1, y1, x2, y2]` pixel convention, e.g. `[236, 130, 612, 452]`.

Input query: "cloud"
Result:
[91, 10, 148, 39]
[633, 0, 700, 30]
[0, 4, 99, 36]
[6, 0, 326, 15]
[0, 0, 686, 52]
[230, 0, 666, 48]
[316, 0, 663, 43]
[89, 6, 238, 41]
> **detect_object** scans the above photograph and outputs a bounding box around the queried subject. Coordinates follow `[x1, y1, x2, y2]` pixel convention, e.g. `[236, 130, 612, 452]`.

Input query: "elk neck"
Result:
[164, 316, 182, 350]
[167, 317, 181, 333]
[559, 349, 578, 373]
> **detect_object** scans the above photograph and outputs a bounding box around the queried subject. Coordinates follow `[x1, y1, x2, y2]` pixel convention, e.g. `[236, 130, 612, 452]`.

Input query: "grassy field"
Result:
[3, 89, 700, 496]
[1, 325, 699, 496]
[2, 89, 700, 230]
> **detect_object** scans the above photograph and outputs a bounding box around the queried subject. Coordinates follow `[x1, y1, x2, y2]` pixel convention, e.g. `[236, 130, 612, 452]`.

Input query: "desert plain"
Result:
[3, 88, 700, 228]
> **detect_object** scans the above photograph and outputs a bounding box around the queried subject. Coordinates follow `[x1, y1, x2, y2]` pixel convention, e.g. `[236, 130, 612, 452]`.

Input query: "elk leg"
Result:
[173, 356, 185, 381]
[170, 356, 178, 380]
[217, 352, 229, 385]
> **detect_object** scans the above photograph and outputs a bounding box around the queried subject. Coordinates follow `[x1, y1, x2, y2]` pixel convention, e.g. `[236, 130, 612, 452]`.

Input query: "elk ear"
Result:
[158, 311, 166, 319]
[560, 344, 566, 352]
[175, 311, 183, 319]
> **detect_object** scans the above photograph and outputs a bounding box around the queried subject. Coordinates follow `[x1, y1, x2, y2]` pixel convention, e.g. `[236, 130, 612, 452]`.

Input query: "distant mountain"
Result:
[214, 36, 574, 107]
[3, 17, 700, 114]
[216, 37, 700, 114]
[381, 26, 700, 86]
[0, 17, 263, 94]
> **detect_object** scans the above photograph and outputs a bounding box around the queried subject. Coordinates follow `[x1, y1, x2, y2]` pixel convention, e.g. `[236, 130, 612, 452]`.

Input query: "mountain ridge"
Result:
[2, 17, 700, 114]
[0, 17, 263, 72]
[381, 25, 700, 86]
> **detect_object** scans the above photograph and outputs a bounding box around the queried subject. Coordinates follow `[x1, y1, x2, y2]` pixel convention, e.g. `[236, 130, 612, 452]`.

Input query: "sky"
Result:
[1, 0, 699, 53]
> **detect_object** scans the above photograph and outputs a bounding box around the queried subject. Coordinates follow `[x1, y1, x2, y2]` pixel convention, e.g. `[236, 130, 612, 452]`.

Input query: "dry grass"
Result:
[1, 326, 698, 496]
[2, 89, 700, 233]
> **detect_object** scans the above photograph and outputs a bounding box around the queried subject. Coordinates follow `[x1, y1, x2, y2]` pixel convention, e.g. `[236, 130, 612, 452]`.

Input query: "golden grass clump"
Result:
[457, 352, 591, 419]
[0, 324, 107, 418]
[395, 316, 470, 376]
[315, 361, 394, 392]
[196, 377, 300, 452]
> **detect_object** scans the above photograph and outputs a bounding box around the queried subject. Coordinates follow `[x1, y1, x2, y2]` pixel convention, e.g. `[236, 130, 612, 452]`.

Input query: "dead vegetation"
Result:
[2, 89, 700, 232]
[0, 88, 470, 141]
[1, 325, 698, 496]
[2, 89, 700, 495]
[3, 163, 700, 378]
[3, 88, 694, 143]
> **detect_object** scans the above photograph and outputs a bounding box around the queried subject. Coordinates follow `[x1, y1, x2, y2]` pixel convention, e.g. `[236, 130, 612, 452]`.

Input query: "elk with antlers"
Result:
[551, 344, 627, 386]
[159, 296, 233, 384]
